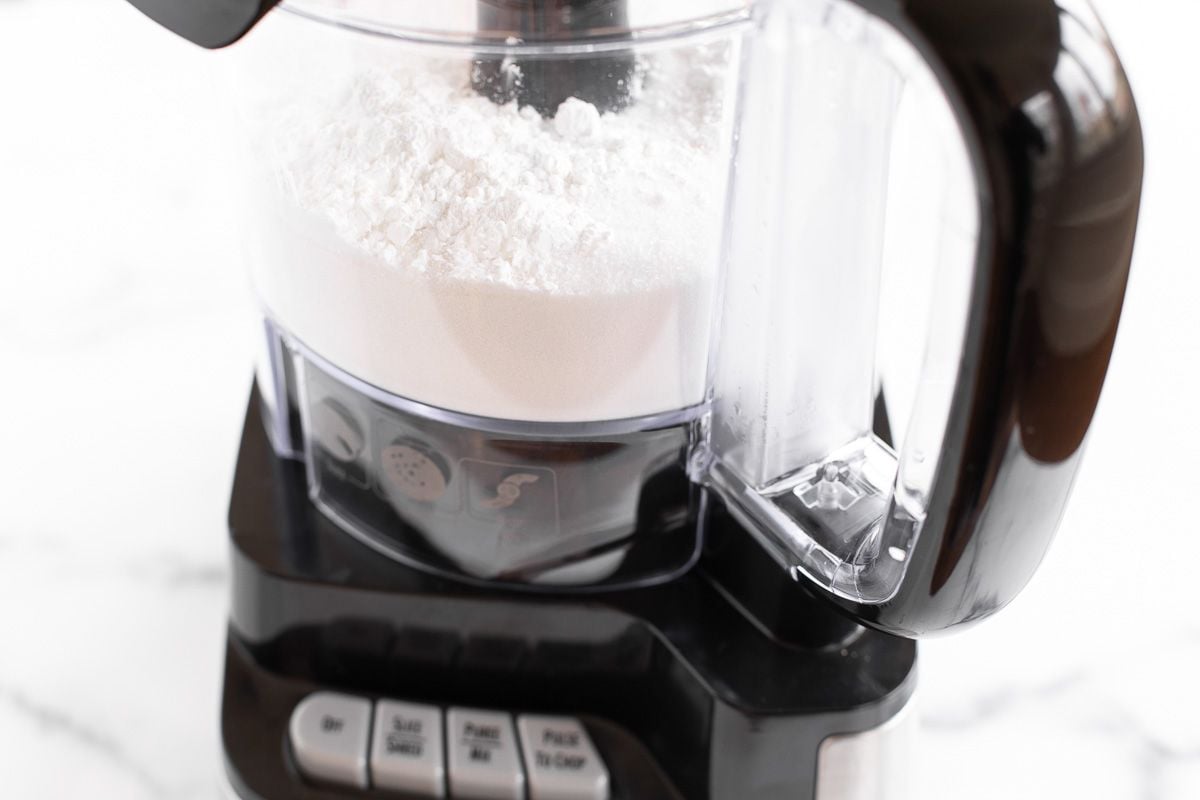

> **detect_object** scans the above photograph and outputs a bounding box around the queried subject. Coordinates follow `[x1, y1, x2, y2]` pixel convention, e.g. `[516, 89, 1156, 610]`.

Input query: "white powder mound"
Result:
[252, 42, 735, 421]
[273, 45, 731, 295]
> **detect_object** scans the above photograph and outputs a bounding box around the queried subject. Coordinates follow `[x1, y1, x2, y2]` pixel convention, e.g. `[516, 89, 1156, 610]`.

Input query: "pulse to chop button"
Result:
[288, 691, 372, 788]
[517, 715, 610, 800]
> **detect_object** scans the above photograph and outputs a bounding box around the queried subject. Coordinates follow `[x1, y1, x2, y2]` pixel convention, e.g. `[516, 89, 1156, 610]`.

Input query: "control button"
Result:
[311, 399, 365, 463]
[447, 708, 526, 800]
[371, 700, 446, 797]
[382, 438, 451, 503]
[288, 692, 372, 788]
[463, 460, 556, 521]
[517, 716, 610, 800]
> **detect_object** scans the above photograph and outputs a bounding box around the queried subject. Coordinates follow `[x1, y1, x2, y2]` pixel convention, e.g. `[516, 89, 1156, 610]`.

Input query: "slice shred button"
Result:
[371, 700, 446, 796]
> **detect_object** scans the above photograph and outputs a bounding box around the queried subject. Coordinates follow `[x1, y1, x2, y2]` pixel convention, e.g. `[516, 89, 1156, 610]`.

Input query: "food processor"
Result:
[126, 0, 1143, 797]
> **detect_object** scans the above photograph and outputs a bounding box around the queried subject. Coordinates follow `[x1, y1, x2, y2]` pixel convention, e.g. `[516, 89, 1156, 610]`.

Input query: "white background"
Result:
[0, 1, 1197, 798]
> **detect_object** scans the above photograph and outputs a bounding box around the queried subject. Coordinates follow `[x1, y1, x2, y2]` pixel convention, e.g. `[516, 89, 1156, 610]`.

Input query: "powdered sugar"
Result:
[252, 41, 736, 420]
[274, 45, 731, 295]
[553, 97, 602, 141]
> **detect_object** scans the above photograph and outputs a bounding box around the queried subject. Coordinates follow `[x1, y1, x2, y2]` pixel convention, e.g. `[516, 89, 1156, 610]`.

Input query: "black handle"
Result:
[828, 0, 1143, 636]
[125, 0, 282, 48]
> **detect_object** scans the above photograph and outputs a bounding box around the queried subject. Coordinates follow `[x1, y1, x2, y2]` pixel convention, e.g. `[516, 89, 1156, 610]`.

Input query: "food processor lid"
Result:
[126, 0, 751, 49]
[286, 0, 750, 41]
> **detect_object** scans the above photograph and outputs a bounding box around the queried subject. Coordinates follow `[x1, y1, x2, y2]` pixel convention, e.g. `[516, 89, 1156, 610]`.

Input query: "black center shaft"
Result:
[473, 0, 636, 116]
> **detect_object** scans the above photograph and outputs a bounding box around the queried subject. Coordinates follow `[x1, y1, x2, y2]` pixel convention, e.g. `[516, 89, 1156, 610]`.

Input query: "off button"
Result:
[517, 715, 610, 800]
[288, 692, 372, 788]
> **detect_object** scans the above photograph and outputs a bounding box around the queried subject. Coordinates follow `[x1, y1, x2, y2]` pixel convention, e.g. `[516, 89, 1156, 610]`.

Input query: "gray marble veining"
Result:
[1, 1, 1196, 798]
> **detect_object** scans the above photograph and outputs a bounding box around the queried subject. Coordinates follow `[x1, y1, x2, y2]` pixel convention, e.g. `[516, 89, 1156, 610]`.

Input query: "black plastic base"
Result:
[222, 389, 917, 799]
[222, 633, 684, 800]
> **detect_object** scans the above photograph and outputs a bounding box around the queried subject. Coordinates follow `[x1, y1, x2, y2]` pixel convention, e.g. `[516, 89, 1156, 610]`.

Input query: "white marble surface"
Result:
[0, 1, 1197, 798]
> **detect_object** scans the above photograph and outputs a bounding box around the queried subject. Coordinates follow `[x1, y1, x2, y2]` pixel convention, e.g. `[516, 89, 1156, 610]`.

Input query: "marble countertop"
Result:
[1, 1, 1197, 797]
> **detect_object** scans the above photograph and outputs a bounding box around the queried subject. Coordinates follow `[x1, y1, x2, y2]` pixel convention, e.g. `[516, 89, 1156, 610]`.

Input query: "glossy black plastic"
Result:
[225, 391, 915, 799]
[125, 0, 281, 48]
[811, 0, 1143, 636]
[223, 638, 687, 799]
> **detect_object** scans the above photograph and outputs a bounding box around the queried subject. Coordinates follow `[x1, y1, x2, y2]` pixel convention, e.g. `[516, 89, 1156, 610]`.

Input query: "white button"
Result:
[371, 700, 446, 797]
[447, 708, 526, 800]
[288, 692, 372, 788]
[517, 715, 610, 800]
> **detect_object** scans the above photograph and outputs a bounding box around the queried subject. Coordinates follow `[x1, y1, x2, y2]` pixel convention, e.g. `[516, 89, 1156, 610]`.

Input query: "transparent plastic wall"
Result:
[226, 3, 745, 424]
[225, 3, 748, 588]
[291, 333, 700, 588]
[707, 0, 980, 604]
